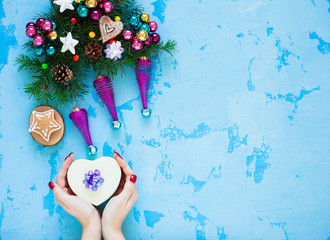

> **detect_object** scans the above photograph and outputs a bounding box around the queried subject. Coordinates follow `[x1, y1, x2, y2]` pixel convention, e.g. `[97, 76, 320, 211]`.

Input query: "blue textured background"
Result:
[0, 0, 330, 239]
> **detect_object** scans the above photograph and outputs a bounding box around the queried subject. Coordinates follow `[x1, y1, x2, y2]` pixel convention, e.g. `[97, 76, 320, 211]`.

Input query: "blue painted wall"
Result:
[1, 0, 330, 239]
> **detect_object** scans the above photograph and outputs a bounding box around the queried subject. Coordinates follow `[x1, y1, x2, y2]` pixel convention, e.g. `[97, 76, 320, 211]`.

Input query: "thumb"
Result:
[118, 174, 137, 200]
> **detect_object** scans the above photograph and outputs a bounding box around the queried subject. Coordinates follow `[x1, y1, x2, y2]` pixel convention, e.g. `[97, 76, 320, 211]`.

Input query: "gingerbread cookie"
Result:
[28, 105, 65, 146]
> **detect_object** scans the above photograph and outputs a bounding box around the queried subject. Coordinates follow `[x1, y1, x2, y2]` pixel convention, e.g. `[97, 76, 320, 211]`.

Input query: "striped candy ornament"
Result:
[135, 56, 152, 117]
[93, 75, 121, 129]
[69, 107, 97, 155]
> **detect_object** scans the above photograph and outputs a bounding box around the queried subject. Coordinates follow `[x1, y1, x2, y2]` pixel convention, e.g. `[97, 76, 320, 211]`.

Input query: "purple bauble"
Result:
[33, 34, 45, 47]
[151, 33, 160, 43]
[103, 1, 113, 13]
[26, 26, 37, 38]
[26, 22, 36, 28]
[144, 36, 152, 45]
[132, 39, 143, 51]
[90, 10, 101, 21]
[36, 18, 45, 27]
[41, 20, 53, 32]
[148, 21, 158, 32]
[123, 29, 133, 40]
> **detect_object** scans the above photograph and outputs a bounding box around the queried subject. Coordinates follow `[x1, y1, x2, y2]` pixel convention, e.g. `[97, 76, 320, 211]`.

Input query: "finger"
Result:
[49, 182, 70, 206]
[113, 152, 133, 178]
[117, 174, 137, 201]
[56, 153, 74, 187]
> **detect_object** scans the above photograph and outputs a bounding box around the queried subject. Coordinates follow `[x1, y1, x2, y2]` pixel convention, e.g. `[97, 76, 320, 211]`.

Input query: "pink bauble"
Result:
[132, 39, 143, 51]
[103, 1, 113, 13]
[148, 21, 158, 32]
[90, 10, 101, 21]
[99, 3, 104, 8]
[36, 18, 45, 27]
[151, 33, 160, 43]
[41, 20, 53, 32]
[123, 29, 133, 40]
[144, 36, 152, 45]
[26, 22, 36, 28]
[33, 34, 45, 46]
[26, 26, 37, 38]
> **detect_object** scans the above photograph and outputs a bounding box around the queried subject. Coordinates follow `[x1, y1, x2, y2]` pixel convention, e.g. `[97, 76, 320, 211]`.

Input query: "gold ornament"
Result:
[115, 16, 121, 22]
[99, 16, 123, 43]
[75, 0, 82, 3]
[140, 13, 150, 22]
[85, 0, 98, 8]
[48, 31, 58, 41]
[136, 30, 148, 41]
[89, 31, 96, 38]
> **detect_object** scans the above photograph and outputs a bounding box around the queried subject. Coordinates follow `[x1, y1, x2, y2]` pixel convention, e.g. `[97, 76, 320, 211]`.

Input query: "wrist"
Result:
[81, 214, 101, 240]
[102, 224, 124, 240]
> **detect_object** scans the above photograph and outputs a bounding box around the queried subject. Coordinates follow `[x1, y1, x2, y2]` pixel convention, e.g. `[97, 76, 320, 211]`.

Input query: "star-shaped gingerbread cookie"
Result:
[29, 109, 62, 142]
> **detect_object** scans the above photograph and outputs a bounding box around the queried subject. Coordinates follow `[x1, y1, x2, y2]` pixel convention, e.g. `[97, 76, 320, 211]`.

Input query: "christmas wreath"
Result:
[16, 0, 177, 107]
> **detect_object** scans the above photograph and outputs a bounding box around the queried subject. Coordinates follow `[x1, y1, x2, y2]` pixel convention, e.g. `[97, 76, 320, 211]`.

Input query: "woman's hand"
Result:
[102, 152, 139, 240]
[48, 153, 101, 240]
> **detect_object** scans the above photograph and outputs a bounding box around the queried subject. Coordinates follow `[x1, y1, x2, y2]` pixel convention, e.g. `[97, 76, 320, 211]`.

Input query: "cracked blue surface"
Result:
[0, 0, 330, 239]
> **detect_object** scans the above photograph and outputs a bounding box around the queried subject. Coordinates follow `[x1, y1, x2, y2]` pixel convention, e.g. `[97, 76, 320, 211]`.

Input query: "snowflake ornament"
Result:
[104, 41, 124, 61]
[60, 32, 79, 55]
[53, 0, 74, 13]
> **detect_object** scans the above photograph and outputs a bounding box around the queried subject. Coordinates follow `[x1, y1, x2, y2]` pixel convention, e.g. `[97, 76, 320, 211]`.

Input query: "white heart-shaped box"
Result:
[67, 157, 121, 206]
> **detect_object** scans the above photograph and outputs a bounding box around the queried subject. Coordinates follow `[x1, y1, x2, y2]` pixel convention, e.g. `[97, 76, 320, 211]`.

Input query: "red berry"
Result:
[73, 55, 79, 61]
[70, 18, 77, 24]
[110, 39, 116, 44]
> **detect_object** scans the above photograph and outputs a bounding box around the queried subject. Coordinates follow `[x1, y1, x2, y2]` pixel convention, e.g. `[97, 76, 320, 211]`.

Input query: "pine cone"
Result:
[85, 41, 103, 60]
[51, 64, 73, 83]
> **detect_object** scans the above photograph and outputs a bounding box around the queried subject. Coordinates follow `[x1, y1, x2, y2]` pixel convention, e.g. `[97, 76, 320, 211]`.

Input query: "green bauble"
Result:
[46, 45, 56, 56]
[34, 47, 44, 57]
[41, 63, 48, 69]
[129, 16, 139, 26]
[51, 21, 57, 30]
[77, 5, 88, 17]
[140, 23, 150, 33]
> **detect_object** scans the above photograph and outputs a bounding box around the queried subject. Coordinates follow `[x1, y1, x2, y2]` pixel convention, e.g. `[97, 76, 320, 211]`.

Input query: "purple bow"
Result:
[83, 169, 104, 191]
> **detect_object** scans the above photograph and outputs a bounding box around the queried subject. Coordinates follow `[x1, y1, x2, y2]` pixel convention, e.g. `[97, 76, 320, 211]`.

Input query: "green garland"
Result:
[15, 0, 177, 107]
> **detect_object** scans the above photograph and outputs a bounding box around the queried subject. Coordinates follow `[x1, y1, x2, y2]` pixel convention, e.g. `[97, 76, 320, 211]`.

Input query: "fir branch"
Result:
[16, 0, 177, 107]
[15, 55, 43, 74]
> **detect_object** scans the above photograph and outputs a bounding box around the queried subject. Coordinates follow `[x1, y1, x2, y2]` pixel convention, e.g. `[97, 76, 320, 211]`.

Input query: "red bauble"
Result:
[148, 21, 158, 32]
[151, 33, 160, 43]
[70, 18, 77, 24]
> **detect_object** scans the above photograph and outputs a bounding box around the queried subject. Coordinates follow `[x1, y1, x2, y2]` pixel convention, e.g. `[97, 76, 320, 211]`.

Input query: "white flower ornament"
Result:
[104, 41, 124, 61]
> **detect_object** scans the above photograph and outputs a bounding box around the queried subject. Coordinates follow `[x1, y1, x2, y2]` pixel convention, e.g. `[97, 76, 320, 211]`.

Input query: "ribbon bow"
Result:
[83, 169, 104, 191]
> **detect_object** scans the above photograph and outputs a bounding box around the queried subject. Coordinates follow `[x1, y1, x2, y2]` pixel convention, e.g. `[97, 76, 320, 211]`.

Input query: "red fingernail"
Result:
[114, 152, 122, 159]
[48, 182, 55, 190]
[65, 152, 73, 161]
[130, 174, 137, 183]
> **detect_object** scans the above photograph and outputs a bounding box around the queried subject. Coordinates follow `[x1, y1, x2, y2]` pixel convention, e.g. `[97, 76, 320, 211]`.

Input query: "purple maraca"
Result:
[93, 76, 121, 129]
[135, 56, 152, 117]
[69, 107, 97, 155]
